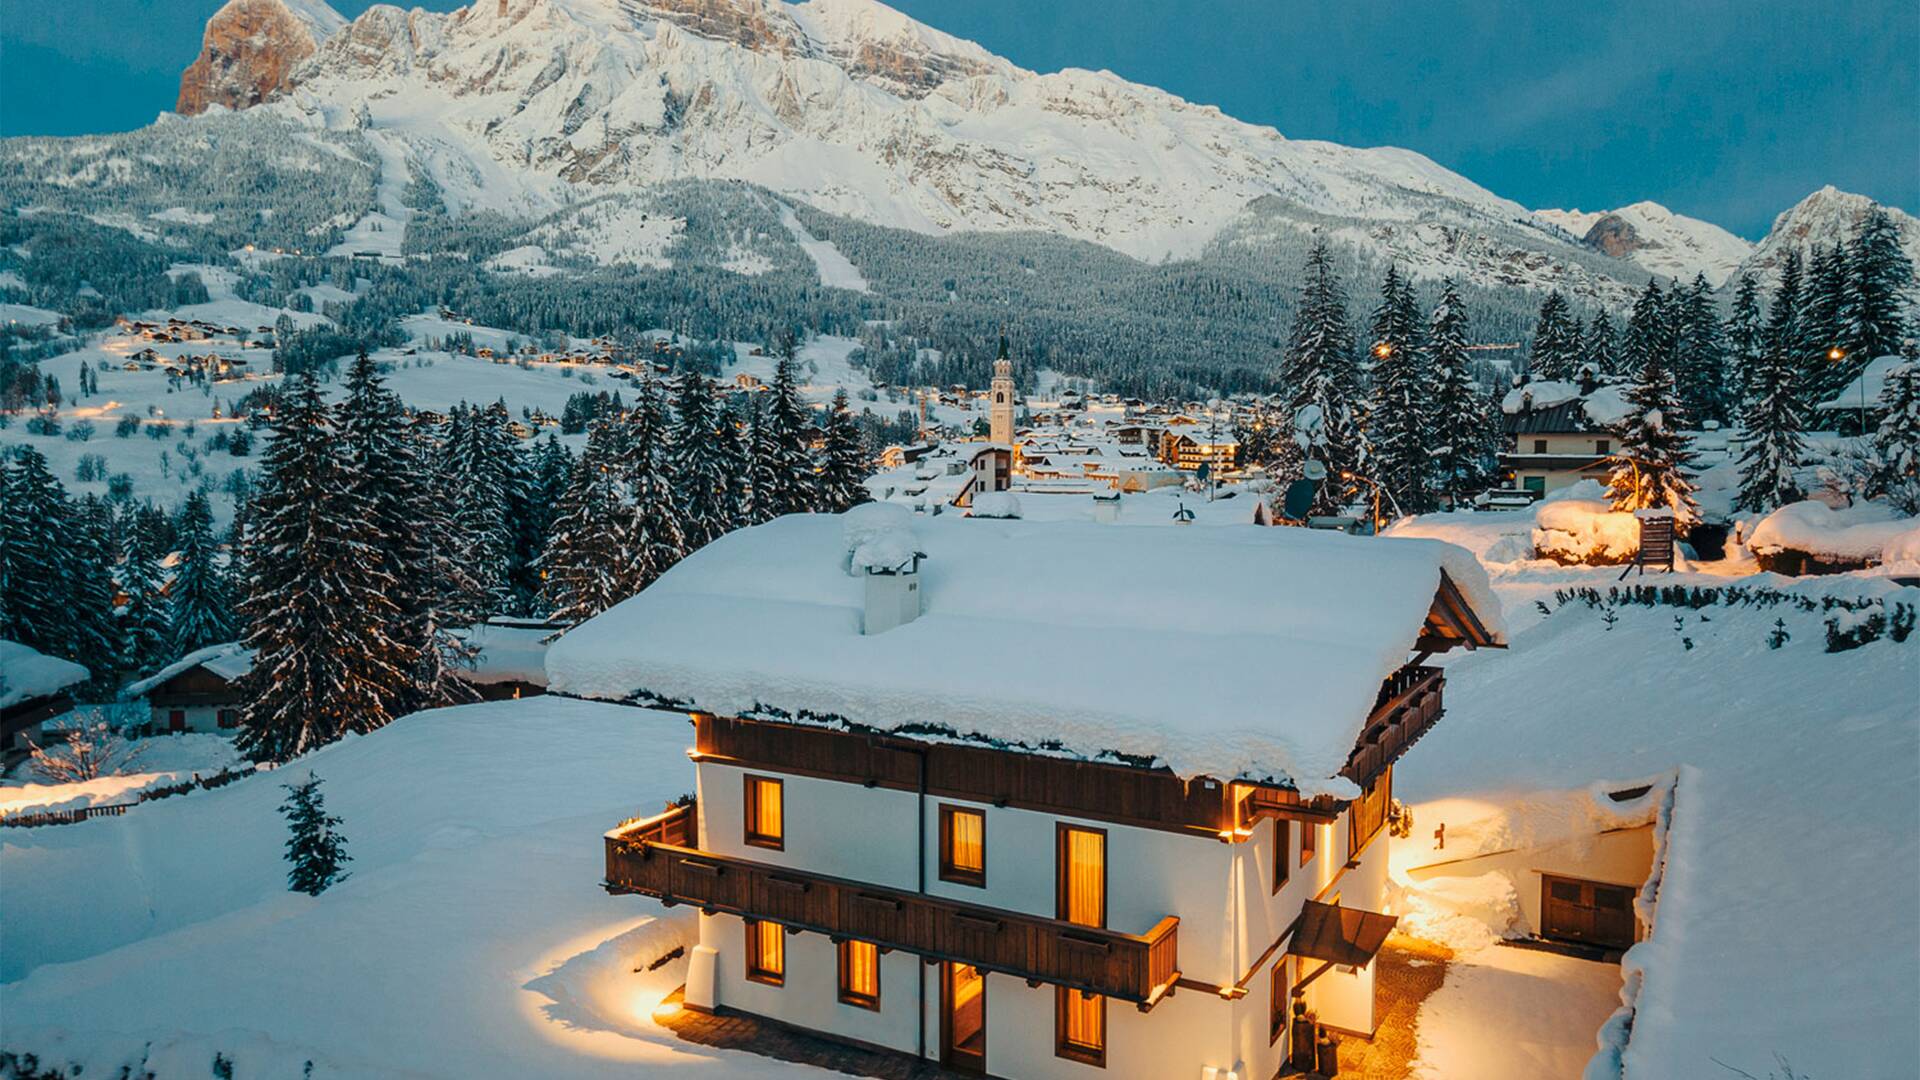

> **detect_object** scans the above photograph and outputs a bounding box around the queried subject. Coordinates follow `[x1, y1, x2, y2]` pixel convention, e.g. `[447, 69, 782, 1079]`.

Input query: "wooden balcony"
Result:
[1340, 665, 1444, 786]
[605, 805, 1180, 1008]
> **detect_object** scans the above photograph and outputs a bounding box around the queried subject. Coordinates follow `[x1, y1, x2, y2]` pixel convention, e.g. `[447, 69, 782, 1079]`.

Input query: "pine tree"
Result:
[439, 402, 516, 617]
[619, 377, 689, 596]
[1802, 242, 1852, 405]
[1365, 266, 1431, 515]
[1606, 317, 1701, 524]
[1281, 240, 1367, 514]
[667, 372, 740, 550]
[1873, 361, 1920, 513]
[1726, 275, 1765, 406]
[0, 447, 73, 657]
[1734, 340, 1806, 513]
[239, 371, 413, 764]
[1674, 274, 1729, 426]
[67, 495, 124, 693]
[541, 418, 632, 622]
[1619, 279, 1669, 392]
[741, 395, 781, 526]
[1842, 205, 1914, 367]
[167, 490, 235, 656]
[1425, 280, 1497, 510]
[119, 521, 169, 677]
[1765, 250, 1809, 409]
[279, 772, 351, 896]
[1584, 309, 1621, 379]
[1528, 291, 1581, 381]
[760, 348, 822, 517]
[817, 389, 872, 513]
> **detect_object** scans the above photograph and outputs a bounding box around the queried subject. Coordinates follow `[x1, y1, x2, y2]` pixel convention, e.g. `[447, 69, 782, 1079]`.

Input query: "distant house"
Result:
[1497, 377, 1623, 498]
[1, 640, 89, 752]
[123, 642, 254, 734]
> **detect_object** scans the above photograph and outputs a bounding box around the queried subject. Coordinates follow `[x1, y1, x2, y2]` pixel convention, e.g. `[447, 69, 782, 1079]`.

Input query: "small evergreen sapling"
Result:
[280, 772, 351, 896]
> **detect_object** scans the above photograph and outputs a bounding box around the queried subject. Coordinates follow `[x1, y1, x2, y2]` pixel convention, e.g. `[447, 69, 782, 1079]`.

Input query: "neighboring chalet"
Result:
[1, 640, 88, 753]
[123, 642, 253, 733]
[1496, 376, 1625, 499]
[550, 508, 1505, 1079]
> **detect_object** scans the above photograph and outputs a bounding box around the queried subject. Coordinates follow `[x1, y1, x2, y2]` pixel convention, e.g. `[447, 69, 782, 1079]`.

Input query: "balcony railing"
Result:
[605, 808, 1179, 1008]
[1342, 665, 1444, 785]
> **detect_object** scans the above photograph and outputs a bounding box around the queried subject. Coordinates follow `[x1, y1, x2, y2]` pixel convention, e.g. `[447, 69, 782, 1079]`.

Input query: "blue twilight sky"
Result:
[1, 0, 1914, 238]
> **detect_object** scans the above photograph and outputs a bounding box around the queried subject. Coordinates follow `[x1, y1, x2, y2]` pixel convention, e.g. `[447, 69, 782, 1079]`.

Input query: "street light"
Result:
[1374, 342, 1393, 359]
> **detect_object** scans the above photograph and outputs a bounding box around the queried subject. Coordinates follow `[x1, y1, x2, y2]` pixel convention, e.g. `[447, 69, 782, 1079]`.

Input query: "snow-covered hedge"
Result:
[1748, 499, 1919, 574]
[1532, 499, 1642, 565]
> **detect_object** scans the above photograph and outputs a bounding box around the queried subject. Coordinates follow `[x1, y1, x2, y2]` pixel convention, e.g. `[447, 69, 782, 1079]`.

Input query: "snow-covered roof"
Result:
[453, 624, 555, 687]
[1816, 354, 1907, 411]
[122, 642, 255, 699]
[0, 641, 89, 710]
[546, 513, 1504, 794]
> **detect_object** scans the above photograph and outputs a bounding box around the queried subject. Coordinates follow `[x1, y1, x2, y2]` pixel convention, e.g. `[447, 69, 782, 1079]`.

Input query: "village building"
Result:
[1496, 377, 1626, 498]
[1159, 430, 1240, 474]
[122, 642, 254, 734]
[0, 640, 89, 754]
[553, 509, 1505, 1079]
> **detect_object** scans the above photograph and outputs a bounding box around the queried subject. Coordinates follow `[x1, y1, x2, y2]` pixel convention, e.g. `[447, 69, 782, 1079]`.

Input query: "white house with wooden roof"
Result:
[549, 507, 1504, 1080]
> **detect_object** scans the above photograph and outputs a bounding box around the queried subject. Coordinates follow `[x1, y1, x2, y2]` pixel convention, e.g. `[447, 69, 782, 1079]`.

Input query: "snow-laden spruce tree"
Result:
[119, 525, 170, 678]
[1280, 240, 1368, 515]
[1734, 341, 1806, 513]
[279, 772, 350, 896]
[1872, 361, 1920, 513]
[667, 372, 741, 551]
[1764, 250, 1811, 409]
[618, 377, 688, 597]
[1619, 279, 1671, 390]
[167, 490, 234, 657]
[1424, 280, 1498, 510]
[239, 371, 413, 764]
[817, 388, 872, 513]
[1528, 290, 1581, 381]
[1606, 319, 1701, 524]
[439, 402, 518, 617]
[759, 344, 823, 517]
[740, 394, 781, 526]
[1674, 274, 1730, 427]
[1726, 274, 1765, 407]
[67, 496, 124, 693]
[1842, 205, 1913, 367]
[0, 446, 73, 657]
[1801, 242, 1852, 404]
[540, 418, 631, 622]
[1365, 265, 1432, 516]
[1584, 308, 1622, 380]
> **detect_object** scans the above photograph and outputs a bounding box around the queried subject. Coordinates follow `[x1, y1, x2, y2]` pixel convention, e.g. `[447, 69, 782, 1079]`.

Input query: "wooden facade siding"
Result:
[1340, 666, 1444, 787]
[605, 825, 1181, 1006]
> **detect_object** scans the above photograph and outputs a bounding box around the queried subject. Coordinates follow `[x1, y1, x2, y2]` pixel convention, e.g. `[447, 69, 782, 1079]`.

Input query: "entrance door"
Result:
[1541, 874, 1638, 948]
[941, 962, 986, 1074]
[168, 709, 187, 733]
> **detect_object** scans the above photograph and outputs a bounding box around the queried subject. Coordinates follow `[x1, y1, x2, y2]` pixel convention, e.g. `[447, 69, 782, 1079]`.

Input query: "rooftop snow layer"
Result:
[452, 623, 554, 686]
[546, 513, 1503, 793]
[0, 640, 90, 709]
[121, 642, 254, 699]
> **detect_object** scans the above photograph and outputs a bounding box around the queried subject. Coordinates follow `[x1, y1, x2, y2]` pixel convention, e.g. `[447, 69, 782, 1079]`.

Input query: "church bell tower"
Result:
[989, 334, 1015, 446]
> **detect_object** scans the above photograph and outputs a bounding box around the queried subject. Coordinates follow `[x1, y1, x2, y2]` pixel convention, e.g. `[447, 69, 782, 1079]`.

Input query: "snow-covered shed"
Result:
[1, 640, 89, 751]
[122, 642, 254, 734]
[549, 511, 1504, 795]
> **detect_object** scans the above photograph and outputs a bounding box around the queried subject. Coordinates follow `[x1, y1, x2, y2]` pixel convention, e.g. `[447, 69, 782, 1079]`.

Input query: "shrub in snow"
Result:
[967, 491, 1021, 519]
[1532, 499, 1641, 565]
[25, 721, 147, 784]
[1748, 499, 1917, 574]
[279, 772, 351, 896]
[63, 420, 94, 442]
[1768, 619, 1791, 649]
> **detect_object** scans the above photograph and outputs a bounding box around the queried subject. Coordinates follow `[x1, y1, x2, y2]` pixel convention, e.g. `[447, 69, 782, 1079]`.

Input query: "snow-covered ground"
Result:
[0, 732, 246, 817]
[1410, 944, 1623, 1080]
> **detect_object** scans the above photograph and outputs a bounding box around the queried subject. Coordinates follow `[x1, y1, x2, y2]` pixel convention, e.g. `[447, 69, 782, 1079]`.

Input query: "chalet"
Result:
[553, 509, 1505, 1080]
[1, 640, 88, 753]
[1496, 377, 1623, 498]
[122, 642, 253, 734]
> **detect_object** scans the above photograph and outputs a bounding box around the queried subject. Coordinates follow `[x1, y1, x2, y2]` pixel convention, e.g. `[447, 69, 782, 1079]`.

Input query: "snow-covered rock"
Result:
[176, 0, 348, 116]
[1536, 201, 1753, 286]
[1748, 499, 1917, 565]
[1739, 186, 1920, 288]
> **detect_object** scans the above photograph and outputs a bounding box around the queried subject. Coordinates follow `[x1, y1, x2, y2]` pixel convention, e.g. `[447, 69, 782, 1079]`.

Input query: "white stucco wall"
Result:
[703, 912, 927, 1055]
[148, 704, 233, 734]
[1405, 824, 1655, 940]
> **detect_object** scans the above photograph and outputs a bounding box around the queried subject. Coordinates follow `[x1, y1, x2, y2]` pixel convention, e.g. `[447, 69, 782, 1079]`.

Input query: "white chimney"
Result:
[862, 558, 923, 635]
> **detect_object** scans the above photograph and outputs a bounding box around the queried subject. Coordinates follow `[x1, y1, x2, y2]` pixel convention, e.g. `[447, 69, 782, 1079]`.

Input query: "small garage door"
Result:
[1541, 874, 1638, 949]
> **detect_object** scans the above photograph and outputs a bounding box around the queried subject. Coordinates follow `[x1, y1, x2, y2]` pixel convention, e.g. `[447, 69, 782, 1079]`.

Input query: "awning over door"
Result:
[1288, 900, 1398, 968]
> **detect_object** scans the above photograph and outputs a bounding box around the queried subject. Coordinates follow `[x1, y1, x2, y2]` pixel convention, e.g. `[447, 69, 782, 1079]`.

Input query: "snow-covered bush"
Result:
[26, 721, 147, 783]
[1533, 498, 1641, 564]
[1748, 499, 1917, 574]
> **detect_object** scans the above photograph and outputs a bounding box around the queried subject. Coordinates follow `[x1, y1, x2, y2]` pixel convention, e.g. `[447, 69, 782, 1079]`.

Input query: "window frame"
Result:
[1272, 819, 1292, 894]
[1055, 824, 1108, 929]
[1269, 954, 1291, 1044]
[1300, 817, 1317, 868]
[1533, 438, 1549, 454]
[743, 774, 784, 850]
[939, 804, 988, 887]
[1054, 985, 1107, 1068]
[1595, 438, 1611, 454]
[837, 939, 881, 1010]
[745, 918, 785, 986]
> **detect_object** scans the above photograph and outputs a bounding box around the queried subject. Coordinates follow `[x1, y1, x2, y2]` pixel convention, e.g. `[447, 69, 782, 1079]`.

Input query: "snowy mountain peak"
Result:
[1533, 200, 1752, 286]
[177, 0, 348, 116]
[1738, 185, 1920, 285]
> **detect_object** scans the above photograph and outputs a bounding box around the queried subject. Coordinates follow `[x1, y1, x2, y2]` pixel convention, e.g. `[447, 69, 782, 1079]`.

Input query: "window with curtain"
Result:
[838, 940, 880, 1009]
[940, 805, 986, 886]
[1058, 826, 1106, 928]
[1055, 986, 1106, 1065]
[747, 919, 784, 985]
[744, 775, 783, 849]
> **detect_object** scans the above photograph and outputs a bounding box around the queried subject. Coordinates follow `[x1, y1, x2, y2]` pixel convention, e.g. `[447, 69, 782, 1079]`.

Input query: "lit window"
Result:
[941, 806, 986, 887]
[1056, 986, 1106, 1065]
[746, 920, 784, 985]
[838, 940, 880, 1009]
[1058, 826, 1106, 928]
[744, 775, 783, 849]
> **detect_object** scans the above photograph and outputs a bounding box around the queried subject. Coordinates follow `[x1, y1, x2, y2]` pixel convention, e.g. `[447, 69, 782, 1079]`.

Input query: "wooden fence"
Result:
[0, 764, 261, 828]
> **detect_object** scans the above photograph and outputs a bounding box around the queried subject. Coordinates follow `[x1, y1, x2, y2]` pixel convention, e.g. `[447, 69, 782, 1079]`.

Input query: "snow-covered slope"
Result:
[1739, 185, 1920, 285]
[1535, 201, 1753, 286]
[163, 0, 1609, 285]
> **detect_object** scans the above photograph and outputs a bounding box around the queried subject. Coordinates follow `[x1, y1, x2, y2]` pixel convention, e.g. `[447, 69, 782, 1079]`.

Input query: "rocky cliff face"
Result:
[176, 0, 345, 116]
[1740, 186, 1920, 285]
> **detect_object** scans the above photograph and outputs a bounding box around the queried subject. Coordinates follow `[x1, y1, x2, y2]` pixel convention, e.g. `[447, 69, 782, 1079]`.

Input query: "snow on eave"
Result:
[546, 514, 1507, 796]
[0, 640, 90, 710]
[121, 642, 253, 700]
